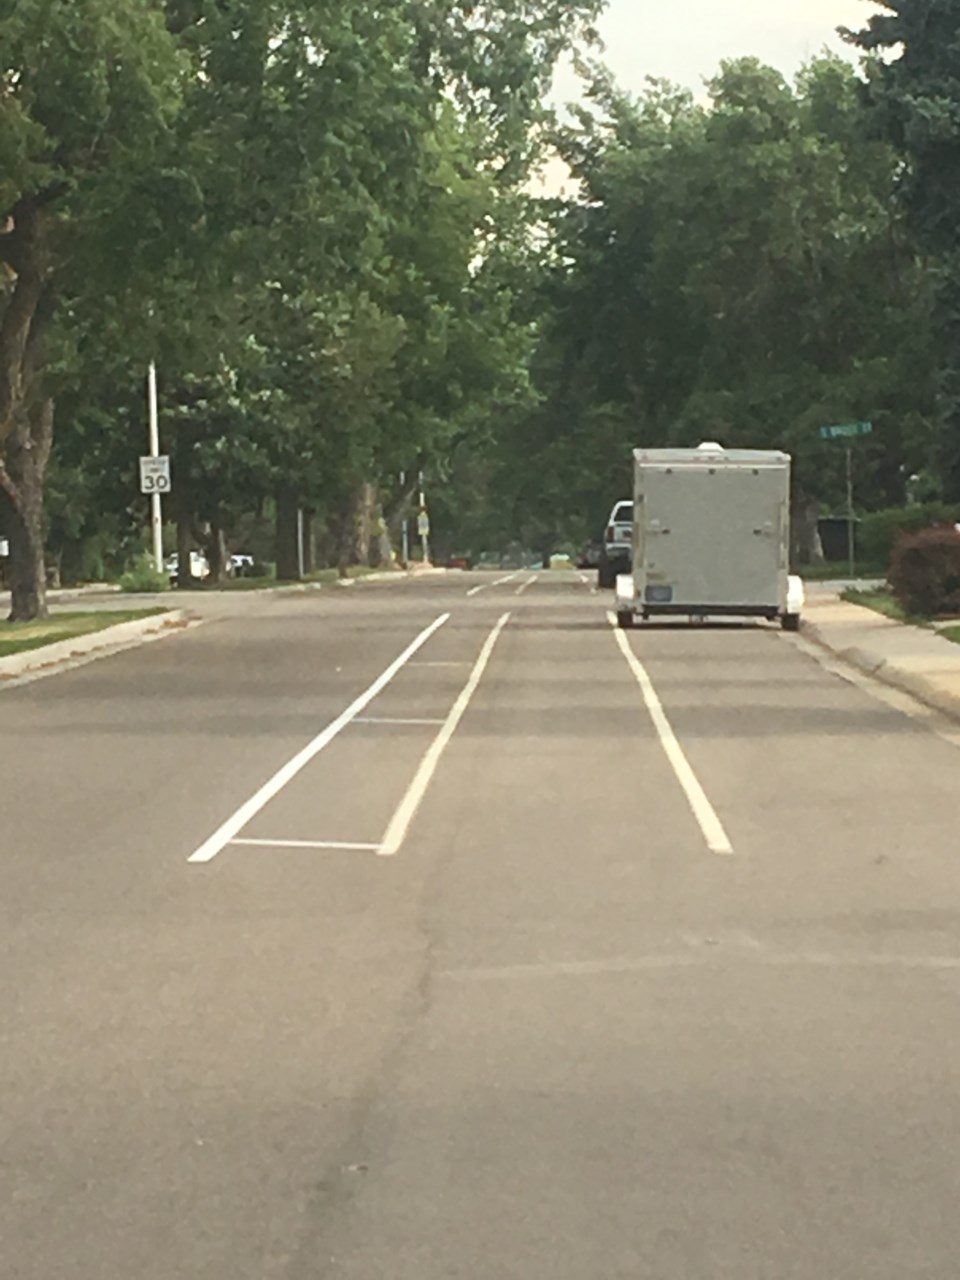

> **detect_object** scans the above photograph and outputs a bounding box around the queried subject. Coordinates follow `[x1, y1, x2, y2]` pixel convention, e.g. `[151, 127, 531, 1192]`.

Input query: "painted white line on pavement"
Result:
[472, 571, 525, 596]
[187, 613, 451, 864]
[579, 573, 589, 585]
[408, 660, 470, 668]
[440, 951, 960, 983]
[609, 612, 734, 856]
[379, 612, 511, 857]
[353, 716, 446, 726]
[515, 573, 538, 596]
[231, 838, 381, 852]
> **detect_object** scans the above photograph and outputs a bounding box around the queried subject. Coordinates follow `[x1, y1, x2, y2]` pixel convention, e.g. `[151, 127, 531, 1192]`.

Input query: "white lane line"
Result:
[187, 613, 451, 864]
[440, 951, 960, 983]
[408, 660, 470, 668]
[609, 612, 734, 856]
[379, 612, 511, 857]
[473, 571, 524, 595]
[231, 839, 381, 852]
[579, 573, 589, 585]
[515, 573, 538, 596]
[353, 716, 446, 726]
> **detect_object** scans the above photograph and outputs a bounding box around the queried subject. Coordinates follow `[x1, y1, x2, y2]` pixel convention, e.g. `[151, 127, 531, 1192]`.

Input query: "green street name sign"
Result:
[820, 421, 873, 441]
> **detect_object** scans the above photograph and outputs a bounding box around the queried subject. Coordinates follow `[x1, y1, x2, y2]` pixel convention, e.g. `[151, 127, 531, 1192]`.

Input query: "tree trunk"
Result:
[275, 490, 302, 580]
[337, 484, 376, 572]
[2, 397, 54, 620]
[313, 513, 338, 570]
[176, 506, 197, 588]
[790, 492, 823, 569]
[0, 201, 54, 621]
[203, 519, 229, 585]
[301, 511, 316, 575]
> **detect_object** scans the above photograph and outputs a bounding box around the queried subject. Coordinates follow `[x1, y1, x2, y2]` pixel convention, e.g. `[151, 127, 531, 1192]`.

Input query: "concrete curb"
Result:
[799, 616, 960, 721]
[0, 609, 191, 683]
[268, 567, 447, 596]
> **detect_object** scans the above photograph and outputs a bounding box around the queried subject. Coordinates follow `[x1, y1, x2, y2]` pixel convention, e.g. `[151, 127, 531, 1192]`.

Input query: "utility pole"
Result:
[400, 470, 410, 565]
[846, 446, 856, 580]
[147, 363, 163, 573]
[418, 470, 430, 563]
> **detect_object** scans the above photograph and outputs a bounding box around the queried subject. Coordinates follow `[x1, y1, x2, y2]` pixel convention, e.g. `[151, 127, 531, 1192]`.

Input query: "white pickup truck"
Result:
[598, 499, 633, 589]
[615, 443, 804, 628]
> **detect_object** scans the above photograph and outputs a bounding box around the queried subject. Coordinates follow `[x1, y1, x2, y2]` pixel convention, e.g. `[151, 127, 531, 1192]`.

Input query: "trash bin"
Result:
[818, 516, 859, 564]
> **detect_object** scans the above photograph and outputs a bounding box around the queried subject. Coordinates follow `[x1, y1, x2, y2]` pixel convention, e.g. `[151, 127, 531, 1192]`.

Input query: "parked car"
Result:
[230, 553, 256, 578]
[598, 500, 633, 588]
[165, 551, 209, 584]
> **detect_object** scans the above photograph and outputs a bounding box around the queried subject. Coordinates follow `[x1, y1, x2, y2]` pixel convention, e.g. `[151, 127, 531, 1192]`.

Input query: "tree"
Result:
[484, 54, 938, 561]
[843, 0, 960, 496]
[10, 0, 604, 600]
[0, 0, 184, 618]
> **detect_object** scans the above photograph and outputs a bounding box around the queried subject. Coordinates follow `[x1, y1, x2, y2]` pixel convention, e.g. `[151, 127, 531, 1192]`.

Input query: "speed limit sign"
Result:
[139, 456, 171, 494]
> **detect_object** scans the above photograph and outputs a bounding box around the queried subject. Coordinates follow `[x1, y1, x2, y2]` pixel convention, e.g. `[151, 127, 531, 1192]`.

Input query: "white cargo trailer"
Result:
[615, 443, 804, 629]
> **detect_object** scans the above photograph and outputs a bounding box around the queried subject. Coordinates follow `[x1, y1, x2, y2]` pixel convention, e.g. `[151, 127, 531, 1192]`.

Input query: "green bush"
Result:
[888, 526, 960, 617]
[858, 502, 960, 569]
[119, 553, 170, 594]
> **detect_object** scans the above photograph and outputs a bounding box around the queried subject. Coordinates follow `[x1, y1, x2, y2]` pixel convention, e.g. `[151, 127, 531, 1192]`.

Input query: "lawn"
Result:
[0, 609, 168, 658]
[802, 561, 887, 581]
[841, 588, 910, 622]
[840, 589, 960, 636]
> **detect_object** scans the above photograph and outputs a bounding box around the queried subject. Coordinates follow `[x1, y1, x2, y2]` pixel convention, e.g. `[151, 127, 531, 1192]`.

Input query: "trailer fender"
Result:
[787, 574, 805, 617]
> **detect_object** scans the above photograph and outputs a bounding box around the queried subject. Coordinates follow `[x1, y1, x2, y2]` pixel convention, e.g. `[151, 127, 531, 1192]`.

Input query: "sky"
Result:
[551, 0, 884, 105]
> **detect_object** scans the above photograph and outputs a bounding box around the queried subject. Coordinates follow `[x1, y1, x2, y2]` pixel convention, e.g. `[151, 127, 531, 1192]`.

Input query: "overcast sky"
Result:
[552, 0, 884, 105]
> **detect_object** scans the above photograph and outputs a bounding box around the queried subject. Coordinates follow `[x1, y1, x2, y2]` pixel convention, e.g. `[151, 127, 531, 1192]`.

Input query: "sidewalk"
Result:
[800, 590, 960, 721]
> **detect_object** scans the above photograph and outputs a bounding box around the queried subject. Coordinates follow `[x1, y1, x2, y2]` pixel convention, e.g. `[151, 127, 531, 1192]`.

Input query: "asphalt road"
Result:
[3, 570, 960, 1278]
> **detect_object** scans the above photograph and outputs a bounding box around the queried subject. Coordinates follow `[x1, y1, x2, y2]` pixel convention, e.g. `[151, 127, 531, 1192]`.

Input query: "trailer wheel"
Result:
[597, 563, 614, 590]
[781, 613, 800, 632]
[616, 610, 634, 630]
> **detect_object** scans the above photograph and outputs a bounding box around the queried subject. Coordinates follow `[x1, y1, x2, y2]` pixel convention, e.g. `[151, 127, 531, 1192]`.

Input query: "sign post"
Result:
[144, 363, 167, 573]
[820, 421, 873, 578]
[400, 470, 410, 565]
[417, 508, 431, 563]
[417, 470, 430, 563]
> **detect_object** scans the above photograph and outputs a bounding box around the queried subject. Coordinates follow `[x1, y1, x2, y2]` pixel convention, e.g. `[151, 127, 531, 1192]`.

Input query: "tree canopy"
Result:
[3, 1, 959, 607]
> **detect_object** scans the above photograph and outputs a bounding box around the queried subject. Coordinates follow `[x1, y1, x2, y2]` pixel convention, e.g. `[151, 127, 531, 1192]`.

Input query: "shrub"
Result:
[119, 553, 170, 594]
[888, 525, 960, 617]
[858, 502, 960, 570]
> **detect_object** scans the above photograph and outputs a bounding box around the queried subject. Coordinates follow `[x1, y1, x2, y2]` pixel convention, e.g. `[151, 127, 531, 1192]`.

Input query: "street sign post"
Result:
[417, 509, 431, 562]
[820, 422, 873, 578]
[139, 455, 171, 494]
[144, 363, 167, 573]
[417, 468, 430, 563]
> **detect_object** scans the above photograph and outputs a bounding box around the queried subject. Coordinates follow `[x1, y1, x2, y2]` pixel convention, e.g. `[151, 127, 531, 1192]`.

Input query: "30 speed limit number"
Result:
[139, 456, 171, 494]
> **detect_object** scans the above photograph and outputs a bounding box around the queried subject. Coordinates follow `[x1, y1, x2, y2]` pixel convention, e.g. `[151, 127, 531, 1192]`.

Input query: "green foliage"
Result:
[119, 553, 170, 594]
[844, 1, 960, 496]
[841, 588, 908, 621]
[858, 502, 960, 569]
[889, 525, 960, 617]
[519, 54, 939, 547]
